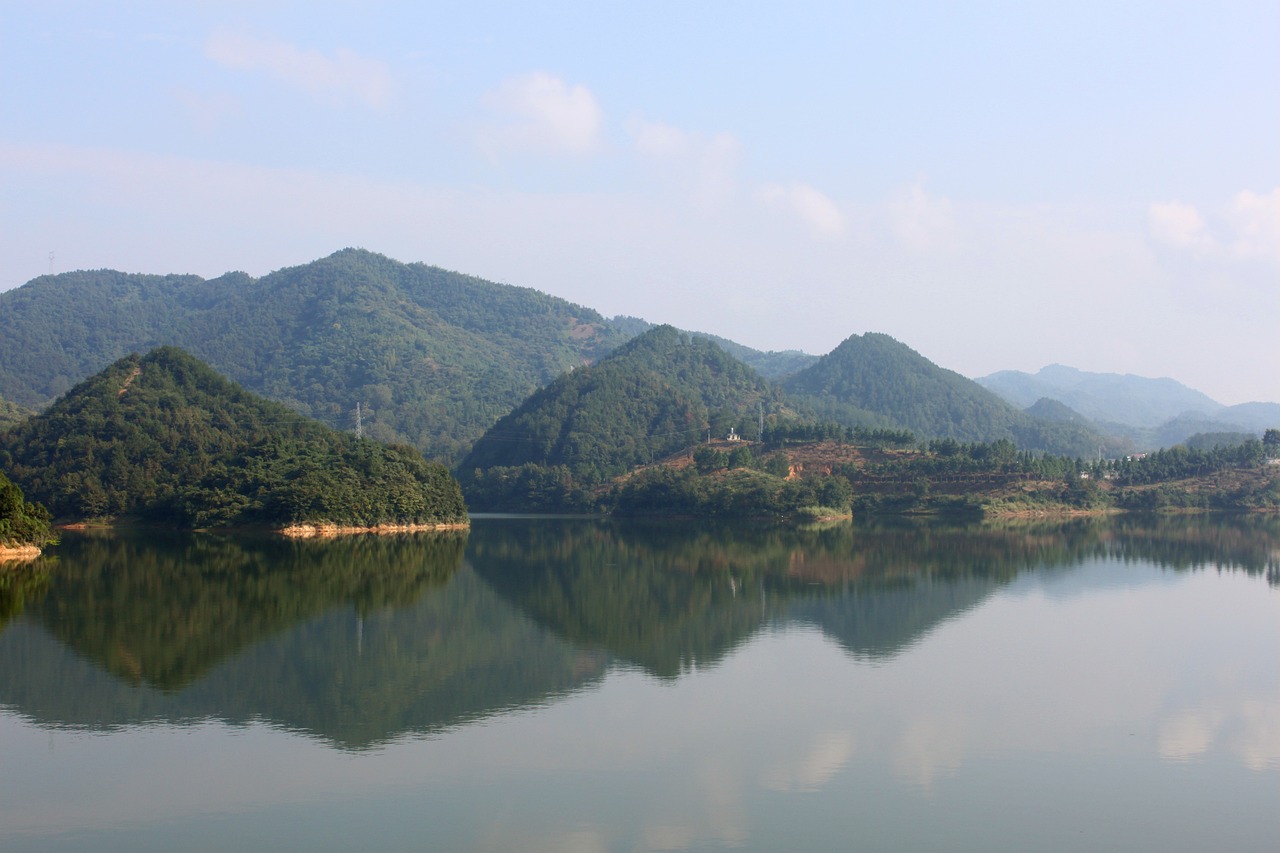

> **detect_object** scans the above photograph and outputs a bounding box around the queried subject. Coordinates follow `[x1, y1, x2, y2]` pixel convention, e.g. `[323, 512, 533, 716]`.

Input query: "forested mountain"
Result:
[4, 250, 1262, 474]
[610, 316, 818, 379]
[0, 249, 630, 463]
[782, 333, 1116, 456]
[460, 326, 781, 487]
[0, 347, 466, 527]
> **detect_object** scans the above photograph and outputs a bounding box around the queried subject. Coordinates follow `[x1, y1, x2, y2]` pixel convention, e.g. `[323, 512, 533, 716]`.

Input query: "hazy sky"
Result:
[2, 2, 1277, 404]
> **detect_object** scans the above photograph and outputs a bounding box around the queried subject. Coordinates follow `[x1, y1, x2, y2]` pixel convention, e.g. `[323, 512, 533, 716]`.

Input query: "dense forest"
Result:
[0, 251, 804, 464]
[0, 396, 31, 432]
[1, 249, 1168, 471]
[0, 250, 633, 463]
[781, 332, 1123, 458]
[0, 347, 467, 528]
[0, 471, 55, 549]
[0, 249, 1273, 505]
[459, 326, 787, 508]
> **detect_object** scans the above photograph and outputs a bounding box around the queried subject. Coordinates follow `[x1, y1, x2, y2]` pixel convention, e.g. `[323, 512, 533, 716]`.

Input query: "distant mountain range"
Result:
[0, 250, 1274, 467]
[977, 364, 1280, 449]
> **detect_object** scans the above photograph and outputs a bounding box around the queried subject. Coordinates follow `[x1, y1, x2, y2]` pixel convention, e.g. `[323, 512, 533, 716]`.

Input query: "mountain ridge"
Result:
[0, 347, 467, 527]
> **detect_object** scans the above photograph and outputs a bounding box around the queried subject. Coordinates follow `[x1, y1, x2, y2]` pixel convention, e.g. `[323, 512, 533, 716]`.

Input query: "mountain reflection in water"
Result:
[0, 514, 1276, 751]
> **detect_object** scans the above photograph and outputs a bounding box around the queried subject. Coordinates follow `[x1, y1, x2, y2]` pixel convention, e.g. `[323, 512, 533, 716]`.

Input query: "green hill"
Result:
[610, 316, 818, 379]
[782, 333, 1112, 456]
[0, 347, 466, 528]
[459, 326, 781, 501]
[0, 249, 629, 464]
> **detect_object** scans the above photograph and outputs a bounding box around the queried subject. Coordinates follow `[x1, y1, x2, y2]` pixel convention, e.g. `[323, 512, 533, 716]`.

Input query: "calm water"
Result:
[1, 516, 1277, 852]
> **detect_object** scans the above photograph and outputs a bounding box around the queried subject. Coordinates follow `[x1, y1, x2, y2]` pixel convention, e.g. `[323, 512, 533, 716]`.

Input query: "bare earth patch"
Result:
[278, 521, 469, 538]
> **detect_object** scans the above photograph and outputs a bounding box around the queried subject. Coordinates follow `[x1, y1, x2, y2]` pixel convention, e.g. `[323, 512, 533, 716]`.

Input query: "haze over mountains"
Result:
[0, 250, 1273, 465]
[977, 365, 1280, 449]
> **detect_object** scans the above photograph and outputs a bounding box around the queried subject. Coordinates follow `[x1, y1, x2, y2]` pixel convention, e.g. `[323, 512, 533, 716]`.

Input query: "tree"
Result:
[0, 470, 55, 548]
[1264, 428, 1280, 455]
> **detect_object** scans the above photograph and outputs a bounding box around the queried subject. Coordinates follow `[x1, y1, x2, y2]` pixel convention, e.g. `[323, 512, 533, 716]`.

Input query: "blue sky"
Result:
[2, 1, 1277, 404]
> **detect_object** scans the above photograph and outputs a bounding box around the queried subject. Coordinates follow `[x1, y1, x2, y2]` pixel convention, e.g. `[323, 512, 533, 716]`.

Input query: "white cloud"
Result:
[480, 72, 602, 156]
[1227, 187, 1280, 264]
[1148, 200, 1215, 254]
[627, 117, 741, 208]
[629, 117, 693, 160]
[757, 182, 846, 238]
[889, 177, 960, 251]
[204, 28, 392, 109]
[760, 730, 855, 791]
[3, 141, 1277, 405]
[1149, 187, 1280, 265]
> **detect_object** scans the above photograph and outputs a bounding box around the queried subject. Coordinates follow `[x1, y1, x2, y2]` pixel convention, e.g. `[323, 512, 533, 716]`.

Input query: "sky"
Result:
[1, 2, 1277, 405]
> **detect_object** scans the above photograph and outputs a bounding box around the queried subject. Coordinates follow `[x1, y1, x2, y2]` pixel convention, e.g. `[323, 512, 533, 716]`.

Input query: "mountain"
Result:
[610, 316, 819, 379]
[977, 365, 1280, 449]
[460, 325, 780, 488]
[0, 347, 466, 527]
[977, 364, 1222, 426]
[782, 333, 1115, 456]
[0, 249, 630, 464]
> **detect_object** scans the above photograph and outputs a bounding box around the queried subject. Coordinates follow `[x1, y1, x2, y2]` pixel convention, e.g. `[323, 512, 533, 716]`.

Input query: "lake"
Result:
[1, 515, 1277, 851]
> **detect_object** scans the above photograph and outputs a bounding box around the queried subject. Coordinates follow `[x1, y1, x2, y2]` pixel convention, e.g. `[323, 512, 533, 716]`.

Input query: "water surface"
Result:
[1, 516, 1277, 851]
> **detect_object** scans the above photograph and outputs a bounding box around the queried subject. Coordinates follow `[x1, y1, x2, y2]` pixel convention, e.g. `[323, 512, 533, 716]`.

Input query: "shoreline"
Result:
[0, 544, 42, 562]
[277, 521, 470, 538]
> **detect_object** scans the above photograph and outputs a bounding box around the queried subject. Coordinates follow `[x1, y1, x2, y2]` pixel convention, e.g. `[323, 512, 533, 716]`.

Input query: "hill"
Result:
[782, 333, 1114, 456]
[977, 365, 1280, 449]
[976, 364, 1222, 427]
[0, 347, 467, 528]
[459, 326, 782, 506]
[609, 316, 819, 379]
[0, 249, 630, 464]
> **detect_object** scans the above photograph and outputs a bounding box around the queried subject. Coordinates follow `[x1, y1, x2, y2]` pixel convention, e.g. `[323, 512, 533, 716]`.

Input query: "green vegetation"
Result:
[0, 347, 467, 528]
[0, 396, 32, 432]
[607, 316, 819, 379]
[0, 248, 1271, 509]
[460, 326, 784, 509]
[782, 332, 1122, 457]
[0, 250, 632, 464]
[519, 427, 1280, 518]
[0, 470, 55, 549]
